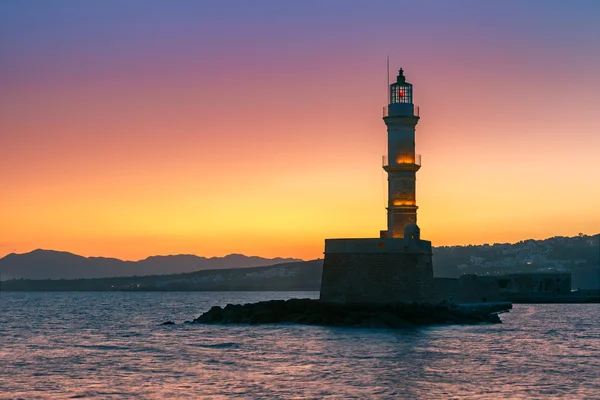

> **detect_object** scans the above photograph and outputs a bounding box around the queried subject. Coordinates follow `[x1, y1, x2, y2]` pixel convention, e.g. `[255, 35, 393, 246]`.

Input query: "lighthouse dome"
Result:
[404, 223, 420, 240]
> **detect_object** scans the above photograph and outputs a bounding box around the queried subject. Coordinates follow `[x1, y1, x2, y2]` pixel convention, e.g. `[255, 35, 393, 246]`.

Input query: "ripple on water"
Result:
[195, 342, 240, 349]
[0, 292, 599, 399]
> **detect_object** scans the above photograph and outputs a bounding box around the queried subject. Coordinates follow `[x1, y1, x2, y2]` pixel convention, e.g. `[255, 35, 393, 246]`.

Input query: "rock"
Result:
[160, 321, 175, 325]
[190, 299, 503, 328]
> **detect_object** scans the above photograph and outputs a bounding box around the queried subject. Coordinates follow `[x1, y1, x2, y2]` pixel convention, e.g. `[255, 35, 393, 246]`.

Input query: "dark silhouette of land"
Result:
[1, 234, 598, 291]
[191, 298, 504, 327]
[0, 249, 300, 280]
[1, 260, 322, 291]
[432, 234, 600, 289]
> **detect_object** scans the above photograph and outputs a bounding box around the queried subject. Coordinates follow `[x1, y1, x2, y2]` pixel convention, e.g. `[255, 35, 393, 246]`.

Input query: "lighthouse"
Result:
[319, 67, 434, 304]
[318, 67, 501, 305]
[383, 68, 420, 238]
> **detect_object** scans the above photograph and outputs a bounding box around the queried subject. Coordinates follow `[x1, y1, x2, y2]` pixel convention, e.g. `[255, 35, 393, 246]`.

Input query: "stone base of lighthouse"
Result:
[319, 237, 434, 303]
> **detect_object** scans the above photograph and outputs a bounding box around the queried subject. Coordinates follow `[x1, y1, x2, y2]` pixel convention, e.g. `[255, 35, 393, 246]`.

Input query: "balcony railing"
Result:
[382, 154, 421, 167]
[383, 105, 419, 117]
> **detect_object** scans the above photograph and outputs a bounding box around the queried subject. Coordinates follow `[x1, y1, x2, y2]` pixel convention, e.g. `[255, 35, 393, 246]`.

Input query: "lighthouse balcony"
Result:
[383, 154, 421, 168]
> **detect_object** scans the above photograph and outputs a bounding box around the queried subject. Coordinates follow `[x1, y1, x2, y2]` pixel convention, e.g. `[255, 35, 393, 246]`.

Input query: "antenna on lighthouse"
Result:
[386, 55, 390, 103]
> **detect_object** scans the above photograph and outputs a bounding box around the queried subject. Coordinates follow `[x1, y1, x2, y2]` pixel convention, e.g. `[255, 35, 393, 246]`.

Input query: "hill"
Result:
[0, 260, 323, 291]
[1, 234, 597, 290]
[0, 249, 301, 280]
[432, 234, 600, 289]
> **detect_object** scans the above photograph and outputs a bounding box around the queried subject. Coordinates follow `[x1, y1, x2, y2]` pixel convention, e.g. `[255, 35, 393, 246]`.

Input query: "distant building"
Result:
[487, 272, 572, 297]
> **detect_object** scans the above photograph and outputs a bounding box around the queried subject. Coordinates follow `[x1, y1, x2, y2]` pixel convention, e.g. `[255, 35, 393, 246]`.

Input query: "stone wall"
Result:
[482, 272, 573, 301]
[433, 276, 501, 304]
[320, 238, 434, 303]
[492, 272, 572, 295]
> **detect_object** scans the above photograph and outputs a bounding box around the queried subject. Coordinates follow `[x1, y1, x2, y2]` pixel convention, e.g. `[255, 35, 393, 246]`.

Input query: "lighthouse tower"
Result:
[319, 67, 434, 304]
[383, 68, 420, 238]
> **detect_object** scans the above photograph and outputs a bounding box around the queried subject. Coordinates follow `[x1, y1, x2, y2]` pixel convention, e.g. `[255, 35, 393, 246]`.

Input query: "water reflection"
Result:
[0, 293, 598, 399]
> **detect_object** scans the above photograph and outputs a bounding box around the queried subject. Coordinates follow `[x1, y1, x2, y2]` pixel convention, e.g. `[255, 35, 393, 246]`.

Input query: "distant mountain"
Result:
[1, 259, 324, 292]
[2, 234, 598, 289]
[0, 249, 302, 280]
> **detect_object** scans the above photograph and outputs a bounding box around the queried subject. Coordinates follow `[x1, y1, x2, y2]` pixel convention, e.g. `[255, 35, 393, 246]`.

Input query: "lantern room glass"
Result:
[390, 83, 412, 104]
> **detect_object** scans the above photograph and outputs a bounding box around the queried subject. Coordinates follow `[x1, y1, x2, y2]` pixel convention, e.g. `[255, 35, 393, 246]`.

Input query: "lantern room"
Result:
[385, 68, 417, 117]
[389, 68, 413, 104]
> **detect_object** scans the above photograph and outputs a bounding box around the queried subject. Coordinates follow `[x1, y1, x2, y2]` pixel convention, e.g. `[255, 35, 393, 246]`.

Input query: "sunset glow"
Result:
[1, 1, 599, 261]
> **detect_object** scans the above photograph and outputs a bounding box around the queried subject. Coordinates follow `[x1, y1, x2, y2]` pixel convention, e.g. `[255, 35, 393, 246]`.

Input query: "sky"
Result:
[1, 0, 599, 261]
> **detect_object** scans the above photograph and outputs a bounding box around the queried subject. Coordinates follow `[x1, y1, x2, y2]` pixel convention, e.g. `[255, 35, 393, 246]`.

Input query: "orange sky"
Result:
[1, 2, 599, 261]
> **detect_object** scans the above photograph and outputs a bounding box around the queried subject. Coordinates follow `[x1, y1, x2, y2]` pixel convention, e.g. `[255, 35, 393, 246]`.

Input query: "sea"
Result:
[0, 291, 598, 399]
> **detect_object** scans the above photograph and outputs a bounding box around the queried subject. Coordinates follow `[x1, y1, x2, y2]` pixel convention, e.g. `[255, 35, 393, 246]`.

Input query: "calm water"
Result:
[0, 292, 598, 399]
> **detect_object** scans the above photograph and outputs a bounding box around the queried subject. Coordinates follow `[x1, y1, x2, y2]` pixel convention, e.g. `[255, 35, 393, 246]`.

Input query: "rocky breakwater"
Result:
[192, 298, 502, 328]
